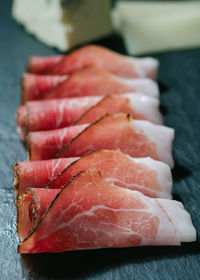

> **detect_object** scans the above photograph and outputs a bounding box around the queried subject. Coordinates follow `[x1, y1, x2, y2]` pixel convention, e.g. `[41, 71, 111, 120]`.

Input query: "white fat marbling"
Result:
[129, 157, 173, 199]
[132, 120, 174, 168]
[132, 191, 180, 245]
[117, 77, 159, 98]
[129, 57, 159, 80]
[156, 199, 196, 242]
[124, 93, 163, 124]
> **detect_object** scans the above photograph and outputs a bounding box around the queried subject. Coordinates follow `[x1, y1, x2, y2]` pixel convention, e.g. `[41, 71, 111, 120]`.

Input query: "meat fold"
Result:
[28, 124, 88, 161]
[13, 157, 78, 198]
[21, 74, 68, 103]
[56, 113, 174, 168]
[17, 96, 101, 140]
[75, 93, 162, 126]
[17, 93, 162, 140]
[22, 69, 159, 102]
[17, 169, 196, 254]
[28, 45, 159, 79]
[14, 149, 173, 199]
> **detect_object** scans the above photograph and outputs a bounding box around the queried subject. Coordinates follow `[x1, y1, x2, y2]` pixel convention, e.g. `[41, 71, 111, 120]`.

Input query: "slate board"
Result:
[0, 1, 200, 279]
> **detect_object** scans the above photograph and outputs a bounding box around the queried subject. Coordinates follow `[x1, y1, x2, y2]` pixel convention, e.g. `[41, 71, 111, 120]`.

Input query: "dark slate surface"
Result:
[0, 1, 200, 279]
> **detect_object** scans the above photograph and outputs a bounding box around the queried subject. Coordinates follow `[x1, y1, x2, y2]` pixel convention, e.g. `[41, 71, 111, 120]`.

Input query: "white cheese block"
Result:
[112, 1, 200, 55]
[12, 0, 112, 51]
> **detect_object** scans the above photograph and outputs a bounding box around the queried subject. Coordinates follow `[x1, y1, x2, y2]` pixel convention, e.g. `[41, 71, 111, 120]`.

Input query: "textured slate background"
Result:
[0, 1, 200, 279]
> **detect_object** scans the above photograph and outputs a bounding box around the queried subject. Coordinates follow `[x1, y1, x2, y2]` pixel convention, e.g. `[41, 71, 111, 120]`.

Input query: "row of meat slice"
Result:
[26, 113, 174, 167]
[21, 65, 159, 103]
[15, 149, 196, 252]
[14, 149, 173, 199]
[14, 45, 196, 253]
[17, 169, 196, 253]
[17, 94, 162, 140]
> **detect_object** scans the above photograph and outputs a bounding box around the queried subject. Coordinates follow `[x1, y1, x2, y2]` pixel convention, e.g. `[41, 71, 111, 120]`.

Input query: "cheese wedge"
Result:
[113, 1, 200, 55]
[12, 0, 112, 51]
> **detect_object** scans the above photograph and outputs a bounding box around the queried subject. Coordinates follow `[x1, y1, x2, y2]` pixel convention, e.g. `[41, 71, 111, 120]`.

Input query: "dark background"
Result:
[0, 1, 200, 279]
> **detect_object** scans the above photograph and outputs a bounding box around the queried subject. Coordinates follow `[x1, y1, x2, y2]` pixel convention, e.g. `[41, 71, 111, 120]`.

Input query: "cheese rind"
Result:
[12, 0, 112, 51]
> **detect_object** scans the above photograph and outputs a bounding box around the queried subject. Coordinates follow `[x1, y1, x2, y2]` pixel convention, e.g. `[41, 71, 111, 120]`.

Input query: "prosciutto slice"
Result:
[17, 169, 196, 254]
[28, 124, 88, 161]
[22, 70, 159, 102]
[56, 113, 174, 167]
[14, 150, 173, 199]
[27, 55, 64, 74]
[42, 65, 159, 100]
[17, 96, 101, 140]
[21, 74, 68, 103]
[17, 93, 162, 140]
[28, 45, 159, 79]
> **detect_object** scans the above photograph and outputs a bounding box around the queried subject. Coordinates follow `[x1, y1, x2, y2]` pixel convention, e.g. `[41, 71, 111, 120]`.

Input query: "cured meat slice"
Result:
[13, 158, 78, 198]
[14, 150, 173, 199]
[57, 113, 174, 168]
[16, 93, 162, 139]
[21, 74, 68, 103]
[18, 169, 196, 253]
[28, 55, 64, 74]
[22, 70, 159, 102]
[28, 124, 88, 161]
[75, 93, 162, 126]
[28, 45, 159, 79]
[44, 65, 159, 100]
[17, 96, 101, 140]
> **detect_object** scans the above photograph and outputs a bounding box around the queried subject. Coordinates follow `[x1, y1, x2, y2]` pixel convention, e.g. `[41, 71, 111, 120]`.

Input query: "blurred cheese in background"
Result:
[112, 1, 200, 55]
[12, 0, 112, 51]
